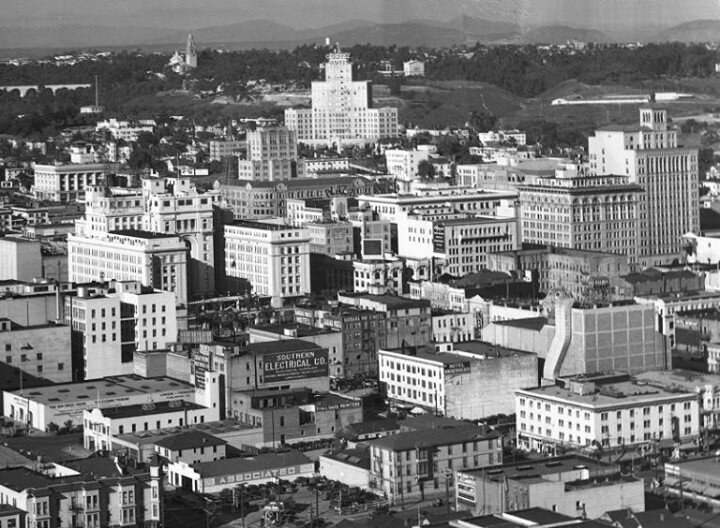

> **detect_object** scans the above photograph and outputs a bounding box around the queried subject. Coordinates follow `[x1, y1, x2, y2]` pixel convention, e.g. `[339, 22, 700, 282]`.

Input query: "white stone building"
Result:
[588, 107, 699, 265]
[224, 220, 310, 306]
[284, 49, 398, 147]
[238, 127, 297, 181]
[516, 373, 701, 453]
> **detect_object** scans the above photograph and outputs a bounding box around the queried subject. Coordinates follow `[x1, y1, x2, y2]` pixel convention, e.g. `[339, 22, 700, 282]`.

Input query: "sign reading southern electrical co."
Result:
[262, 349, 329, 382]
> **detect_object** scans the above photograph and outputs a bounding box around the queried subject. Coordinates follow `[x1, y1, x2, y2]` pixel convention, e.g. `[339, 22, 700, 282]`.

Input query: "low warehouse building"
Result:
[167, 450, 315, 494]
[319, 447, 371, 490]
[3, 375, 196, 431]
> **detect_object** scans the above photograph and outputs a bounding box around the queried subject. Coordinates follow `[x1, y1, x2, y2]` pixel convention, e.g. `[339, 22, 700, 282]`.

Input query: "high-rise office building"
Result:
[518, 164, 643, 264]
[69, 178, 220, 300]
[237, 127, 297, 181]
[284, 48, 398, 147]
[588, 106, 699, 265]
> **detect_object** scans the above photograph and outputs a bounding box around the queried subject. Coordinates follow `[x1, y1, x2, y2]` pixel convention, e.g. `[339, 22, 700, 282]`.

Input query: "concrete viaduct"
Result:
[0, 84, 91, 97]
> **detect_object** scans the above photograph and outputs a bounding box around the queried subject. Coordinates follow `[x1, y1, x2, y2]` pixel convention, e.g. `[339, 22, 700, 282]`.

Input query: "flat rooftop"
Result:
[192, 450, 311, 477]
[249, 322, 337, 337]
[382, 341, 533, 364]
[493, 317, 548, 331]
[115, 420, 259, 445]
[237, 339, 324, 357]
[634, 370, 720, 393]
[518, 379, 696, 408]
[98, 400, 205, 420]
[367, 425, 498, 452]
[436, 215, 514, 226]
[667, 456, 720, 478]
[459, 455, 616, 482]
[339, 292, 430, 310]
[7, 375, 194, 406]
[321, 447, 370, 470]
[230, 220, 299, 231]
[154, 430, 226, 451]
[227, 176, 369, 189]
[110, 229, 179, 240]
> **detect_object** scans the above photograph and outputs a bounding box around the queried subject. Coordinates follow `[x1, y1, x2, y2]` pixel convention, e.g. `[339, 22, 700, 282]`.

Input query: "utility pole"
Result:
[240, 486, 246, 528]
[445, 469, 451, 514]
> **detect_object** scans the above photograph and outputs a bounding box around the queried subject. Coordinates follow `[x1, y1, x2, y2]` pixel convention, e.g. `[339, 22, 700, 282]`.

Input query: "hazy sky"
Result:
[3, 0, 720, 30]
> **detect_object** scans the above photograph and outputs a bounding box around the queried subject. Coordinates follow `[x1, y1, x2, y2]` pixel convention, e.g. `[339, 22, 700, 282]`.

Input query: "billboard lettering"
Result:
[203, 463, 315, 487]
[444, 361, 471, 375]
[262, 349, 328, 382]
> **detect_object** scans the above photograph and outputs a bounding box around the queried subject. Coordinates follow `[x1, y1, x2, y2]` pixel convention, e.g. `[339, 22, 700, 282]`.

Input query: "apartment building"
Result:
[368, 425, 502, 505]
[379, 342, 538, 419]
[353, 257, 405, 294]
[237, 127, 297, 181]
[224, 220, 310, 306]
[338, 292, 431, 349]
[209, 139, 244, 161]
[515, 373, 701, 453]
[0, 459, 162, 528]
[294, 304, 387, 377]
[306, 221, 353, 256]
[385, 149, 431, 190]
[96, 118, 154, 142]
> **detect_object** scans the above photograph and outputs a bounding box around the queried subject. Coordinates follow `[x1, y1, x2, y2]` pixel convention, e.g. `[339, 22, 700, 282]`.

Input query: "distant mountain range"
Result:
[0, 16, 718, 53]
[652, 19, 720, 43]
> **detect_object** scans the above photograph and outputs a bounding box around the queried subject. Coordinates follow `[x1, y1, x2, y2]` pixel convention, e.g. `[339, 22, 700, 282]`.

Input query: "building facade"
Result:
[379, 342, 538, 419]
[588, 107, 699, 265]
[69, 230, 189, 305]
[0, 462, 162, 528]
[238, 127, 297, 181]
[338, 292, 431, 349]
[516, 374, 701, 453]
[368, 425, 502, 505]
[0, 318, 73, 383]
[518, 167, 642, 263]
[224, 220, 311, 306]
[63, 281, 178, 380]
[284, 49, 398, 147]
[33, 162, 117, 203]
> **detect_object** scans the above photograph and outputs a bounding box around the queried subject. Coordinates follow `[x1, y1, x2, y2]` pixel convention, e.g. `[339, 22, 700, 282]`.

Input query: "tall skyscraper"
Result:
[237, 126, 297, 181]
[588, 106, 699, 265]
[185, 33, 197, 69]
[284, 47, 398, 147]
